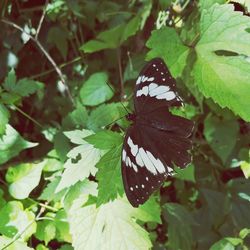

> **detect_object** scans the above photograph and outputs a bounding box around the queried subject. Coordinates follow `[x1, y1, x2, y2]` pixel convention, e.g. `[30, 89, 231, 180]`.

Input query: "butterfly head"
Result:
[126, 113, 136, 122]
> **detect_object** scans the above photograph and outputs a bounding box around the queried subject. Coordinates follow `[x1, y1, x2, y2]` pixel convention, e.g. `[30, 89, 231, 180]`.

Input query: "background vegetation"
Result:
[0, 0, 250, 249]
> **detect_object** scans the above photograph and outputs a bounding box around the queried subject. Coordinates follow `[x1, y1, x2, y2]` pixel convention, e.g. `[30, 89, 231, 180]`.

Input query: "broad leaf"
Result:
[35, 220, 56, 245]
[193, 4, 250, 121]
[163, 203, 196, 250]
[146, 27, 189, 78]
[84, 130, 123, 150]
[204, 114, 239, 164]
[80, 72, 113, 106]
[81, 16, 141, 53]
[96, 144, 124, 206]
[6, 162, 44, 199]
[0, 125, 38, 165]
[0, 201, 36, 241]
[68, 197, 152, 250]
[0, 236, 33, 250]
[55, 129, 101, 192]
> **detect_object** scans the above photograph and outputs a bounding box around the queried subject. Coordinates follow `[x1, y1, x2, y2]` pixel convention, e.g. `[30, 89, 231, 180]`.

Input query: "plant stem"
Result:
[1, 18, 75, 106]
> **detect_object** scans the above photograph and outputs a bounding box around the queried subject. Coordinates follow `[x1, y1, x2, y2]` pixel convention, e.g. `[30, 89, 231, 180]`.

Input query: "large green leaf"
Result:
[204, 114, 239, 164]
[55, 129, 101, 192]
[84, 130, 123, 150]
[80, 72, 113, 106]
[193, 4, 250, 121]
[163, 203, 196, 250]
[0, 125, 38, 165]
[6, 162, 44, 199]
[96, 144, 124, 206]
[68, 197, 152, 250]
[146, 27, 189, 78]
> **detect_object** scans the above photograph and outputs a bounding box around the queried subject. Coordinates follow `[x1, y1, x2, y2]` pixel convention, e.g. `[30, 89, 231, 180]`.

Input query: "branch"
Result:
[35, 0, 49, 40]
[117, 48, 125, 100]
[1, 18, 75, 106]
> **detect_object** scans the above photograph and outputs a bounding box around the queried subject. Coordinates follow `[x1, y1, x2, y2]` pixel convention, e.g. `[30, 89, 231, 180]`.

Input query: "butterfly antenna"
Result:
[105, 80, 130, 115]
[104, 114, 128, 128]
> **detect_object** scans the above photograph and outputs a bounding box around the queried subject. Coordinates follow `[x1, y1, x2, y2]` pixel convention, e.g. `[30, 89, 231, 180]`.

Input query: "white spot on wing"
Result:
[156, 91, 176, 100]
[149, 85, 169, 97]
[146, 150, 165, 173]
[122, 150, 126, 162]
[139, 148, 157, 175]
[132, 163, 138, 172]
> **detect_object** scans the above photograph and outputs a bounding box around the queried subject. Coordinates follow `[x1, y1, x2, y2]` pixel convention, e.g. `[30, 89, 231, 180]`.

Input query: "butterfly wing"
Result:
[122, 58, 194, 207]
[134, 58, 182, 113]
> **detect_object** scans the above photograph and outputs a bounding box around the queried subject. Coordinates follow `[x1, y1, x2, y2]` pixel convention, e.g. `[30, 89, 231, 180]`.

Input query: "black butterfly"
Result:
[121, 58, 194, 207]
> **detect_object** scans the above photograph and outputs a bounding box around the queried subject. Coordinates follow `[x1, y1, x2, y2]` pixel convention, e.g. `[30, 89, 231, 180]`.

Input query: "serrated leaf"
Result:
[0, 104, 10, 135]
[3, 69, 43, 97]
[0, 201, 36, 241]
[87, 103, 124, 131]
[84, 130, 123, 150]
[0, 236, 33, 250]
[193, 4, 250, 121]
[39, 177, 67, 202]
[175, 164, 195, 183]
[63, 180, 98, 211]
[210, 237, 242, 250]
[0, 125, 38, 165]
[80, 72, 114, 106]
[96, 144, 124, 206]
[54, 209, 72, 242]
[146, 27, 189, 78]
[68, 197, 152, 250]
[204, 114, 239, 164]
[0, 188, 6, 209]
[163, 203, 196, 250]
[35, 220, 56, 245]
[6, 162, 44, 199]
[56, 129, 101, 192]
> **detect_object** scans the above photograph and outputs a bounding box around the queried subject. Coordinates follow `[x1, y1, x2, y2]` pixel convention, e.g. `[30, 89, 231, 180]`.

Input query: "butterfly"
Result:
[121, 58, 194, 207]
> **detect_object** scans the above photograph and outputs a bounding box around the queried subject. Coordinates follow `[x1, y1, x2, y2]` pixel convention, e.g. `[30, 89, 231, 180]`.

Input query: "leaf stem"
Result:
[11, 105, 43, 129]
[117, 48, 124, 100]
[35, 0, 49, 40]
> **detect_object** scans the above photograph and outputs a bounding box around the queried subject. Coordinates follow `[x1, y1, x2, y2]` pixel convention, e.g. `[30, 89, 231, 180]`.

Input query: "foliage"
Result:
[0, 0, 250, 249]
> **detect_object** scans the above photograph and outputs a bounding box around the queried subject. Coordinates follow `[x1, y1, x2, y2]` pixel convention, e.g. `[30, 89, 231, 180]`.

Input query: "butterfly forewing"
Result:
[122, 58, 194, 207]
[134, 58, 182, 113]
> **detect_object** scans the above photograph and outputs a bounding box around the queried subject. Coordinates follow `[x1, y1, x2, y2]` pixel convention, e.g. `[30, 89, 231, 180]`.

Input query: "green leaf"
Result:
[3, 69, 44, 98]
[68, 197, 152, 250]
[87, 103, 124, 131]
[0, 235, 33, 250]
[239, 228, 250, 239]
[199, 0, 225, 10]
[0, 104, 10, 135]
[47, 27, 68, 59]
[204, 114, 239, 164]
[193, 4, 250, 121]
[6, 162, 44, 199]
[96, 144, 124, 206]
[0, 201, 36, 241]
[54, 209, 72, 242]
[80, 72, 114, 106]
[81, 16, 141, 53]
[63, 180, 98, 211]
[210, 237, 242, 250]
[175, 164, 195, 183]
[0, 188, 6, 209]
[163, 203, 196, 250]
[55, 129, 101, 192]
[241, 160, 250, 178]
[0, 125, 38, 165]
[35, 220, 56, 245]
[39, 177, 67, 202]
[84, 130, 123, 150]
[146, 27, 189, 78]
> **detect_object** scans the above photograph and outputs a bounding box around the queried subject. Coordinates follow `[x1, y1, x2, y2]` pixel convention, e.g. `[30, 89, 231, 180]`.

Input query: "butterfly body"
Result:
[122, 58, 194, 207]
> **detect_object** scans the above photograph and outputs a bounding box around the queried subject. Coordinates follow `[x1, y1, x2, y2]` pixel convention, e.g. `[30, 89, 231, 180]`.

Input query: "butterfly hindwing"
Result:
[134, 58, 182, 113]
